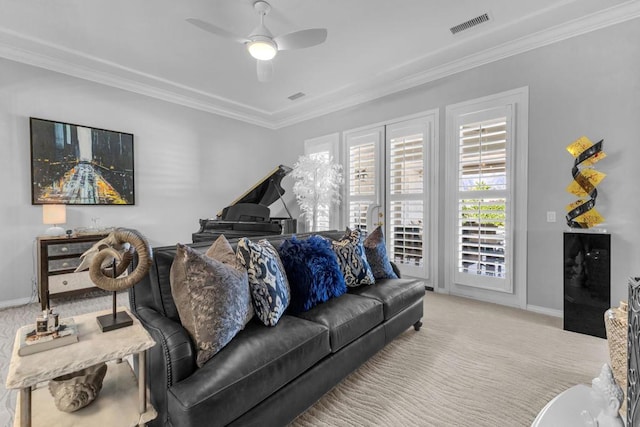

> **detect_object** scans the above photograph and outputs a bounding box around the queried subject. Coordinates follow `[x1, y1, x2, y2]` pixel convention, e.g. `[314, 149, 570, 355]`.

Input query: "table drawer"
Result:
[47, 241, 96, 257]
[49, 271, 95, 294]
[48, 257, 83, 272]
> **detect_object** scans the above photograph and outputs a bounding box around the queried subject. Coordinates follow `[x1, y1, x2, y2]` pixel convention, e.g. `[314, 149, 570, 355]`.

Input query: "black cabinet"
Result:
[563, 232, 610, 338]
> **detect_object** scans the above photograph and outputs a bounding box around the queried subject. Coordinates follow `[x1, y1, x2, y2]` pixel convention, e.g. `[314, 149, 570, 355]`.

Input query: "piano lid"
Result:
[216, 165, 292, 217]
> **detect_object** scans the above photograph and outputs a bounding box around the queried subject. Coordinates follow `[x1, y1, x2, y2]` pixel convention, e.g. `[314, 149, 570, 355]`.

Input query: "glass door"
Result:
[343, 112, 437, 282]
[386, 118, 431, 279]
[343, 127, 384, 234]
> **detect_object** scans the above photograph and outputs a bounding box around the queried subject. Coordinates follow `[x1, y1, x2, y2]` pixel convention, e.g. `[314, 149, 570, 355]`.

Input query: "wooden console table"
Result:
[5, 308, 156, 427]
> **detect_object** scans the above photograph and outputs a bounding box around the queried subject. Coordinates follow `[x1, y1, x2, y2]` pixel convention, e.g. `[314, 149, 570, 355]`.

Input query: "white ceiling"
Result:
[1, 0, 639, 128]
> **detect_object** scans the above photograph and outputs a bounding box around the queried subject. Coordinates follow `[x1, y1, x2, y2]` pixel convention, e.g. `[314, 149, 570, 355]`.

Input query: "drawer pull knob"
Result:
[61, 247, 69, 252]
[62, 280, 68, 286]
[62, 262, 69, 268]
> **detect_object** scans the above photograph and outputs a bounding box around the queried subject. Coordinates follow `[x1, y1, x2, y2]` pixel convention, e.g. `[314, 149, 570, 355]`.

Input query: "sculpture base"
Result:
[563, 232, 610, 338]
[97, 311, 133, 332]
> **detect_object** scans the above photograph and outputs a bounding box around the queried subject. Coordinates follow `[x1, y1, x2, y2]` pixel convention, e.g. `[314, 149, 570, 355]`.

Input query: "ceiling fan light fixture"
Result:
[247, 38, 277, 60]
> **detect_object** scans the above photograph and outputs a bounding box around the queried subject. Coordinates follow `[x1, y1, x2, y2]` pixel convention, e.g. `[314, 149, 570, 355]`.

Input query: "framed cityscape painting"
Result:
[30, 117, 135, 205]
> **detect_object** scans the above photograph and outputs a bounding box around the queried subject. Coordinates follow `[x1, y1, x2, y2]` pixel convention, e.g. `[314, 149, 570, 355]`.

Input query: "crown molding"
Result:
[270, 0, 640, 128]
[1, 1, 639, 130]
[0, 28, 276, 129]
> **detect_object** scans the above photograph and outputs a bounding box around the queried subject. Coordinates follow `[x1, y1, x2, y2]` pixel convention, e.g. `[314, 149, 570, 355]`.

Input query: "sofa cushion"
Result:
[330, 228, 375, 287]
[295, 293, 383, 352]
[349, 278, 426, 320]
[363, 226, 399, 280]
[170, 243, 253, 367]
[236, 238, 290, 326]
[278, 235, 347, 314]
[167, 315, 330, 427]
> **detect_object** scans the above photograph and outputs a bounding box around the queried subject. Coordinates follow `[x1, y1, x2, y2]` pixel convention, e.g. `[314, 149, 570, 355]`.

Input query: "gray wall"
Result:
[0, 58, 279, 305]
[276, 19, 640, 311]
[1, 19, 637, 312]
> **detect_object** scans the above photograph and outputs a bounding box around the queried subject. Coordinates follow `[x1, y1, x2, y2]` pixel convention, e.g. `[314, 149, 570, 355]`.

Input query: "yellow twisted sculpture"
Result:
[76, 228, 152, 292]
[565, 136, 606, 228]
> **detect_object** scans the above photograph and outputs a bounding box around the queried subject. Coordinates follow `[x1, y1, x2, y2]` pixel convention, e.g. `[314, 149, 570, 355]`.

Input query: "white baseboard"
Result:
[432, 289, 563, 318]
[0, 297, 34, 310]
[527, 304, 563, 318]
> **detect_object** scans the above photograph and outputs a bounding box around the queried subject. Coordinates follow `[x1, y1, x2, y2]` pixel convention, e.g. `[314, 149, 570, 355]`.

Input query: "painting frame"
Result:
[30, 117, 135, 205]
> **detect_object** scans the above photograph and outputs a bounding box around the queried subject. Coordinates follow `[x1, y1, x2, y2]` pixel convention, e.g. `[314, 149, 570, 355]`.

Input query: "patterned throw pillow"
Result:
[236, 238, 290, 326]
[278, 235, 347, 314]
[170, 243, 253, 367]
[364, 226, 399, 280]
[331, 228, 375, 287]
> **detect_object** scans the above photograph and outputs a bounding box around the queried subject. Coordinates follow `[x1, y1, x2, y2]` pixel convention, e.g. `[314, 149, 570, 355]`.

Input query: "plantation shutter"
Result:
[386, 119, 428, 278]
[454, 110, 513, 292]
[344, 127, 383, 234]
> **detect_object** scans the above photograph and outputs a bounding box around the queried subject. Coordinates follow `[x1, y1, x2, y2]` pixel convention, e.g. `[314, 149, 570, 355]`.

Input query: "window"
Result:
[303, 133, 340, 231]
[457, 117, 508, 282]
[445, 88, 528, 307]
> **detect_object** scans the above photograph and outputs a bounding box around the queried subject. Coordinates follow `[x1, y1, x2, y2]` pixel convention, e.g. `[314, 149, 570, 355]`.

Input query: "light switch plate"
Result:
[547, 211, 556, 222]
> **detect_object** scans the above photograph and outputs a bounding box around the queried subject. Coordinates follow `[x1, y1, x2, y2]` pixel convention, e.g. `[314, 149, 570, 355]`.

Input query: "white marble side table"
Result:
[5, 307, 156, 427]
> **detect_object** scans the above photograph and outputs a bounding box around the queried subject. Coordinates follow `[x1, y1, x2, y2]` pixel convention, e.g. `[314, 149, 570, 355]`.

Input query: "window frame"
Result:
[444, 87, 528, 308]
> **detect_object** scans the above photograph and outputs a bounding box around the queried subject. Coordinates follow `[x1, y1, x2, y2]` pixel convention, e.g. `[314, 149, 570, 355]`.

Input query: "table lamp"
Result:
[43, 204, 66, 236]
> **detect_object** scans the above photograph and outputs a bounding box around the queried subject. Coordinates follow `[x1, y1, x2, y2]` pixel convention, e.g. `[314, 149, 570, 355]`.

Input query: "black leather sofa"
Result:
[129, 231, 426, 427]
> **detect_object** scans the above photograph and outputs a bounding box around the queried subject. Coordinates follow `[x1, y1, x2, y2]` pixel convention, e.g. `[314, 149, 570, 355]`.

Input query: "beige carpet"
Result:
[0, 292, 608, 427]
[291, 292, 608, 427]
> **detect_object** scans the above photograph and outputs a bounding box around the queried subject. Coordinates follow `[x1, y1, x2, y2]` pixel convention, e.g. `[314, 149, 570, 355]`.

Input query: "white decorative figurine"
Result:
[582, 364, 624, 427]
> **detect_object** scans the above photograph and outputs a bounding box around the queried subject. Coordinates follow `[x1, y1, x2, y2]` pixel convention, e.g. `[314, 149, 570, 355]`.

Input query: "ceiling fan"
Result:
[187, 1, 327, 82]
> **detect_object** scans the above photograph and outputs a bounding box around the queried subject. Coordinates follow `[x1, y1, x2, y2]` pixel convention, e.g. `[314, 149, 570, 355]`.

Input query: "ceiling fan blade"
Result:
[274, 28, 327, 51]
[257, 59, 273, 82]
[186, 18, 248, 44]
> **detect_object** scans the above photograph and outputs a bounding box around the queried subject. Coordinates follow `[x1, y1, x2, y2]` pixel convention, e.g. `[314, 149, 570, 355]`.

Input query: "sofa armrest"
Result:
[134, 306, 196, 425]
[390, 261, 402, 279]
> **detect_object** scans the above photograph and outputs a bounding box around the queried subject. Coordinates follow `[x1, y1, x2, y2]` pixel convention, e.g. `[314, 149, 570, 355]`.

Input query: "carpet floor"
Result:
[0, 292, 608, 427]
[291, 292, 608, 427]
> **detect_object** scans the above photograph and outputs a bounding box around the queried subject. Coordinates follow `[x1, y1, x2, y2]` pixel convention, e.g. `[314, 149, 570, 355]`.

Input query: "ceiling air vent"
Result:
[450, 13, 490, 35]
[288, 92, 306, 101]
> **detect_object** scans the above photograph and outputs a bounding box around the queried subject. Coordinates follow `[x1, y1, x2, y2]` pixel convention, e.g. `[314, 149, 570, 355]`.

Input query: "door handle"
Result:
[367, 205, 384, 230]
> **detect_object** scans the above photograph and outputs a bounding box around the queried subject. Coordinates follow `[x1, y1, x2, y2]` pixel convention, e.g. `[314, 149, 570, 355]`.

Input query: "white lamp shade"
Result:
[42, 204, 66, 225]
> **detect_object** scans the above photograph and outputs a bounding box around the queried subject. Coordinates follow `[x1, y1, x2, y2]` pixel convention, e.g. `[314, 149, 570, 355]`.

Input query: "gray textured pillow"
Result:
[206, 235, 254, 325]
[363, 226, 399, 280]
[170, 243, 252, 367]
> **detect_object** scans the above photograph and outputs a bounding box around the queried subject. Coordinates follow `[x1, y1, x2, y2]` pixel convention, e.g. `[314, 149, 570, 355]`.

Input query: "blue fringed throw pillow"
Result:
[364, 226, 399, 280]
[279, 235, 347, 314]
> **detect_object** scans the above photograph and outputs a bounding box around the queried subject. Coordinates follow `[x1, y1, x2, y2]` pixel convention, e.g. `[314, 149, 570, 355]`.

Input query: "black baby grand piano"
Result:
[192, 165, 296, 243]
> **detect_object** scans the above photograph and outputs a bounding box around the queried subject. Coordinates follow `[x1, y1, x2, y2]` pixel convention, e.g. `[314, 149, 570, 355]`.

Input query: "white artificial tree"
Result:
[292, 154, 343, 232]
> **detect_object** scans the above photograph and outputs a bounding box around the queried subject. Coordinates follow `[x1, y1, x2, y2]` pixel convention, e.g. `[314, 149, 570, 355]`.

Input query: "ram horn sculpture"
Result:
[76, 228, 152, 292]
